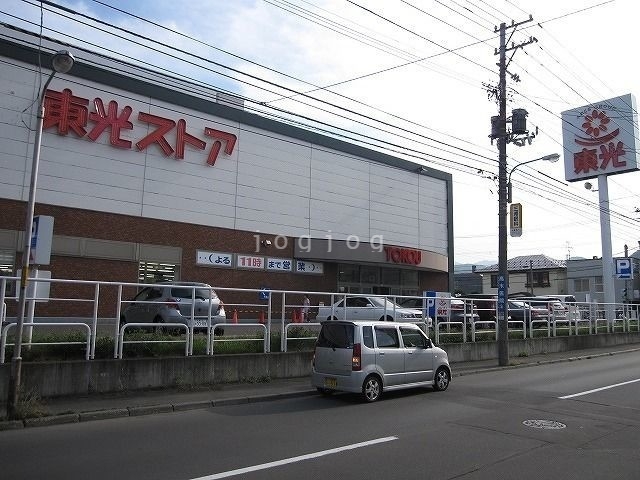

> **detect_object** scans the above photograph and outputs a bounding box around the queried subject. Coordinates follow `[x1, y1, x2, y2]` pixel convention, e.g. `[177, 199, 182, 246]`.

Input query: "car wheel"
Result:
[362, 375, 382, 402]
[214, 326, 224, 336]
[119, 316, 126, 329]
[378, 315, 394, 322]
[433, 367, 450, 391]
[329, 316, 338, 321]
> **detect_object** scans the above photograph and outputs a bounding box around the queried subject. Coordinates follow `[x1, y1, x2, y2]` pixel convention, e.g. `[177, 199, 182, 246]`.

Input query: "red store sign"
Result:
[42, 88, 237, 166]
[383, 246, 422, 265]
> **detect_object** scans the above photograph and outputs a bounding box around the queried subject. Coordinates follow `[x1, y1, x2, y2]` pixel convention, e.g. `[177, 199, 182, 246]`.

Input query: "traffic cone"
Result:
[232, 309, 238, 324]
[258, 311, 265, 324]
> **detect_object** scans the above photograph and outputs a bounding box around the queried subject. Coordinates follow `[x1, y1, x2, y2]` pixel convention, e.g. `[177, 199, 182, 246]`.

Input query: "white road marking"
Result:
[559, 378, 640, 399]
[189, 436, 398, 480]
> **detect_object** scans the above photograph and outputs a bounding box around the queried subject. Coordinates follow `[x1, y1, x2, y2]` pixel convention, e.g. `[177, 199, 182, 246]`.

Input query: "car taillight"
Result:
[352, 343, 362, 371]
[166, 298, 179, 310]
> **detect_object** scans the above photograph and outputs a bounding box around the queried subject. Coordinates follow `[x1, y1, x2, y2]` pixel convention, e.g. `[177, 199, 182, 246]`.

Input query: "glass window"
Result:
[594, 276, 603, 293]
[138, 261, 177, 283]
[375, 326, 399, 348]
[401, 269, 419, 286]
[362, 326, 374, 348]
[574, 278, 589, 292]
[338, 264, 359, 283]
[400, 326, 427, 348]
[317, 324, 354, 349]
[0, 250, 16, 296]
[346, 297, 370, 307]
[360, 266, 379, 284]
[381, 268, 400, 285]
[491, 274, 498, 288]
[526, 271, 550, 288]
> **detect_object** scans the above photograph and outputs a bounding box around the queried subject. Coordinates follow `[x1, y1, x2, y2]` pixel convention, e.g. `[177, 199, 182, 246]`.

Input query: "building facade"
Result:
[0, 26, 454, 314]
[476, 254, 568, 296]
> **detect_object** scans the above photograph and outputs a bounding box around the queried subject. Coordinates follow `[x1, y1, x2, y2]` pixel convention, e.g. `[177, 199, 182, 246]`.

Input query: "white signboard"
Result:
[295, 260, 323, 274]
[196, 250, 233, 267]
[561, 94, 639, 182]
[237, 255, 265, 270]
[510, 203, 522, 237]
[614, 257, 633, 279]
[30, 215, 54, 265]
[266, 258, 293, 272]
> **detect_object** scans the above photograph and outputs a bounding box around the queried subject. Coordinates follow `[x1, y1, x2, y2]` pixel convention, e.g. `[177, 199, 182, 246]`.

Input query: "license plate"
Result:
[193, 320, 208, 328]
[324, 377, 337, 389]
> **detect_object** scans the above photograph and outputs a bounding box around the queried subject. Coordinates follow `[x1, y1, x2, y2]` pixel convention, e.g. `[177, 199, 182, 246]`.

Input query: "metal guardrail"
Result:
[118, 323, 189, 358]
[211, 323, 268, 353]
[1, 322, 91, 363]
[1, 275, 639, 360]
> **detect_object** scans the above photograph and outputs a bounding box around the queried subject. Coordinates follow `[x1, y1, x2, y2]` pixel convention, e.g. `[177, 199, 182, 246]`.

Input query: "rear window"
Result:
[317, 324, 354, 349]
[171, 287, 213, 299]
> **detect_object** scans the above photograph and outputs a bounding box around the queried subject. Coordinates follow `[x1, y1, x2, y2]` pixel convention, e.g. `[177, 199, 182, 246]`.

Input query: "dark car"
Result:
[399, 297, 480, 325]
[508, 300, 549, 324]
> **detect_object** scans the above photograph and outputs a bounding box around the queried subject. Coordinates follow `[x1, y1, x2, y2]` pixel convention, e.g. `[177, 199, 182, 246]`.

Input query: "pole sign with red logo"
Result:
[561, 94, 639, 182]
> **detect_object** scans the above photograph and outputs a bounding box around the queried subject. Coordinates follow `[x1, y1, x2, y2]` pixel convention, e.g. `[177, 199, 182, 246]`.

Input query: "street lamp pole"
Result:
[507, 153, 560, 203]
[6, 50, 74, 419]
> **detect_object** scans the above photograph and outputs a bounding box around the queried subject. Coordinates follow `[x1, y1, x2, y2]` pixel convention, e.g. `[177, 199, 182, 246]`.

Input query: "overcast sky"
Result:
[2, 0, 639, 264]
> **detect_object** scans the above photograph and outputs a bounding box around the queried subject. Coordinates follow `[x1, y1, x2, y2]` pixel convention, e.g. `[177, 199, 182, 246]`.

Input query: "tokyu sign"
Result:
[561, 94, 639, 182]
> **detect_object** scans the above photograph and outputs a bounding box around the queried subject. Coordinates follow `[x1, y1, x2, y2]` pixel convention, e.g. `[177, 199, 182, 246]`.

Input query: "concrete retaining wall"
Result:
[1, 333, 639, 399]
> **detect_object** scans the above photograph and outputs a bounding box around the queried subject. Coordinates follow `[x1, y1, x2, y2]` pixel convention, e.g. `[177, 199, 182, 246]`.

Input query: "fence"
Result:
[0, 276, 638, 363]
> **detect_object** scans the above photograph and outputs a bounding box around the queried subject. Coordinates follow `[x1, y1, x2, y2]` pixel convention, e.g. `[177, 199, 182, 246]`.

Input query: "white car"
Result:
[316, 295, 427, 323]
[121, 282, 226, 331]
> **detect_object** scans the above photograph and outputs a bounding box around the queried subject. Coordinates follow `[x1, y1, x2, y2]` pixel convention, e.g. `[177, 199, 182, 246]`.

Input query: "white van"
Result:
[311, 320, 451, 402]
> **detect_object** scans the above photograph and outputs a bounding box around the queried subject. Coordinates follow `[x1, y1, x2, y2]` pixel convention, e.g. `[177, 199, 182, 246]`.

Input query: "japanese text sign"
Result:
[43, 88, 237, 166]
[266, 258, 293, 272]
[196, 250, 233, 267]
[237, 255, 265, 270]
[561, 94, 639, 182]
[510, 203, 522, 237]
[295, 260, 323, 274]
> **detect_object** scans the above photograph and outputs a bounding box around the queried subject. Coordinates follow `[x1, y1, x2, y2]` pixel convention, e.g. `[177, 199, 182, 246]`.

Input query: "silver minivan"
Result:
[311, 320, 451, 402]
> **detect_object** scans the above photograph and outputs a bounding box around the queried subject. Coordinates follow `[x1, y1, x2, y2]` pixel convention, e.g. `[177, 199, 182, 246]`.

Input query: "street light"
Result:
[7, 50, 75, 419]
[507, 153, 560, 203]
[497, 152, 560, 368]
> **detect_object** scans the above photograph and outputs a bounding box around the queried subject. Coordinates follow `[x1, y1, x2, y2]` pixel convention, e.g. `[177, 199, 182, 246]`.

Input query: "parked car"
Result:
[120, 282, 226, 332]
[311, 320, 451, 402]
[515, 297, 567, 318]
[508, 300, 549, 324]
[316, 295, 426, 322]
[399, 297, 480, 325]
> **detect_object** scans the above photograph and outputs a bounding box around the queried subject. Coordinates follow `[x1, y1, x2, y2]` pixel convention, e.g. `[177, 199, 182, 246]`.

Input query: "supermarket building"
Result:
[0, 25, 454, 313]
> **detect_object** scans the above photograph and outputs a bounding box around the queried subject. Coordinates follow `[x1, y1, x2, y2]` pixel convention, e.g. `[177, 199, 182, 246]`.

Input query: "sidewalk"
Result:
[2, 344, 639, 430]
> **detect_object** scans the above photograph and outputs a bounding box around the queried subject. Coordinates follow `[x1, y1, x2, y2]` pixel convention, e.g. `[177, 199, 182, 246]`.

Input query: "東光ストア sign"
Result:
[561, 94, 639, 182]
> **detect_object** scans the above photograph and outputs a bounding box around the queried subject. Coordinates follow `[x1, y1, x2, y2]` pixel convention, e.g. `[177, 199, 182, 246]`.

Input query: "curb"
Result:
[0, 390, 317, 430]
[2, 347, 639, 430]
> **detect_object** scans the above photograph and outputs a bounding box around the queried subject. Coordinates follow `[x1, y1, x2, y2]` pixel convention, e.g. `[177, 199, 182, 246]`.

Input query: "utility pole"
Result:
[492, 18, 536, 366]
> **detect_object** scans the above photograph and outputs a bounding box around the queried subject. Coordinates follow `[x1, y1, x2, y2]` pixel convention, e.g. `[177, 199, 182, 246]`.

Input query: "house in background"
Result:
[567, 250, 640, 304]
[476, 254, 567, 296]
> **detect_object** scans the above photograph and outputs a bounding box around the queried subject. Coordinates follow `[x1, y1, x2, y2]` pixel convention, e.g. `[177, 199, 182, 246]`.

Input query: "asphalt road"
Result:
[1, 351, 639, 480]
